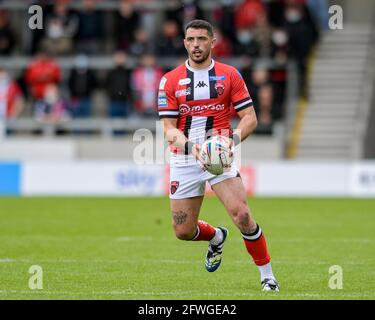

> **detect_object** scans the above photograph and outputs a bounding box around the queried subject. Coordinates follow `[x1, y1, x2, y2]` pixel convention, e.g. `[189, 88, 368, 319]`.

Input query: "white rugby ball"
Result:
[200, 135, 233, 175]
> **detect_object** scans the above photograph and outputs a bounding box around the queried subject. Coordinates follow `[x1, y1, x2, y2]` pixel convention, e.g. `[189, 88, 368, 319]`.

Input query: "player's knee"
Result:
[235, 211, 251, 227]
[174, 228, 196, 241]
[175, 231, 195, 241]
[230, 204, 255, 230]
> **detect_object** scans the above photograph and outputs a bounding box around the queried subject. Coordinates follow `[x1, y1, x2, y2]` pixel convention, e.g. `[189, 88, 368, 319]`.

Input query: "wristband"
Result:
[232, 133, 241, 146]
[184, 141, 195, 155]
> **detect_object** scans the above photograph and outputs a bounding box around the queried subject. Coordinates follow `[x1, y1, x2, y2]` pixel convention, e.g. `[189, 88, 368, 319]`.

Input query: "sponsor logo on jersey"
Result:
[215, 82, 225, 96]
[179, 103, 225, 115]
[178, 78, 191, 85]
[158, 91, 167, 107]
[179, 104, 190, 114]
[195, 81, 208, 88]
[209, 75, 226, 81]
[170, 181, 179, 195]
[175, 87, 191, 97]
[159, 77, 167, 90]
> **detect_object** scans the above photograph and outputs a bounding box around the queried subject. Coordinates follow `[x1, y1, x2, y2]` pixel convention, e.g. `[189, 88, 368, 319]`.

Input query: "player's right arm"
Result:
[158, 75, 200, 159]
[161, 115, 201, 159]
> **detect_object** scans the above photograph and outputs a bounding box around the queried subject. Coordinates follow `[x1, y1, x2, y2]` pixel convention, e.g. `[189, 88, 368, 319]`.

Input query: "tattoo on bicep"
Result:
[172, 211, 188, 225]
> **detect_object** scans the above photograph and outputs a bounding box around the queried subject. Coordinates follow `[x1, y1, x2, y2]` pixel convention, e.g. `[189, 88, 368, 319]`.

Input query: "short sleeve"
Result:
[231, 69, 253, 113]
[158, 75, 179, 119]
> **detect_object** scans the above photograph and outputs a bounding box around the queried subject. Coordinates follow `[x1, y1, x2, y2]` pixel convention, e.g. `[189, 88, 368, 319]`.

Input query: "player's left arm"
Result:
[233, 106, 258, 144]
[230, 68, 258, 145]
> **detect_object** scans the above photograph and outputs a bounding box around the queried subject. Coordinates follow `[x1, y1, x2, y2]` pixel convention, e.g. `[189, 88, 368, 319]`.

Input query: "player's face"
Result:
[184, 28, 216, 65]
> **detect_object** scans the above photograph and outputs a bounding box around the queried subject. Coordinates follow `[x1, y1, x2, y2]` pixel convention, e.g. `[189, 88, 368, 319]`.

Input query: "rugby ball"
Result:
[200, 135, 233, 175]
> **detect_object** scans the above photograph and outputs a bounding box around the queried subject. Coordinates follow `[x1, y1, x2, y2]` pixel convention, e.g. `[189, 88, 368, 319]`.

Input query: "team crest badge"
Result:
[215, 82, 225, 96]
[170, 181, 179, 195]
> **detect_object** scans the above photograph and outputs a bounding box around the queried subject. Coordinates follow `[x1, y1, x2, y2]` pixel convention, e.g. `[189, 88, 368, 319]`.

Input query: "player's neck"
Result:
[188, 57, 212, 70]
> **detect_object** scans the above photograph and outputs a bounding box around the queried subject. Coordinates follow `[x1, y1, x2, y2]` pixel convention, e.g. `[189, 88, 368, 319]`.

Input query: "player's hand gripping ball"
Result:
[199, 135, 234, 175]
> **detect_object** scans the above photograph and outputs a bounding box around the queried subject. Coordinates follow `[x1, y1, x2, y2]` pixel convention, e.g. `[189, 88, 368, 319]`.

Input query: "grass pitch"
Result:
[0, 197, 374, 300]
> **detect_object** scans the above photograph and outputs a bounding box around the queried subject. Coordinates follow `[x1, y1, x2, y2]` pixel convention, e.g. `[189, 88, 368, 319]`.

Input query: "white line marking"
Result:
[0, 290, 374, 298]
[0, 258, 372, 265]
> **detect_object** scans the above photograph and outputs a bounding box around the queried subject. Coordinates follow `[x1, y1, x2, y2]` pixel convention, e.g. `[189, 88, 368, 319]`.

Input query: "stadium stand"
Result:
[288, 0, 375, 159]
[0, 0, 374, 161]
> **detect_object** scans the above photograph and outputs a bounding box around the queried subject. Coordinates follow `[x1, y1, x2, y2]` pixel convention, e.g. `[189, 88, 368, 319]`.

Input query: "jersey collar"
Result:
[185, 59, 215, 72]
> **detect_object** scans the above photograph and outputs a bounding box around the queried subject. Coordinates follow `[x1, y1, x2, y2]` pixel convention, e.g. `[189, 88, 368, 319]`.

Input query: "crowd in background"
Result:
[0, 0, 329, 135]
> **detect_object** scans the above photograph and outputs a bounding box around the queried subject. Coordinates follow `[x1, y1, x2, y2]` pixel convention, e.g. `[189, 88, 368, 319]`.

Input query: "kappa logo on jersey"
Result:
[179, 103, 225, 115]
[170, 181, 179, 195]
[158, 91, 167, 107]
[215, 82, 225, 96]
[175, 87, 191, 97]
[195, 81, 208, 88]
[178, 78, 191, 85]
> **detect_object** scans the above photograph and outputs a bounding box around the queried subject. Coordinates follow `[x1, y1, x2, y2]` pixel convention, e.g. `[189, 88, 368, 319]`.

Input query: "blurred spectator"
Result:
[212, 27, 233, 58]
[135, 0, 158, 39]
[271, 29, 289, 63]
[270, 29, 289, 120]
[252, 12, 273, 58]
[179, 0, 204, 29]
[270, 67, 287, 120]
[131, 53, 163, 117]
[164, 0, 183, 27]
[247, 67, 271, 113]
[0, 10, 15, 55]
[76, 0, 103, 55]
[233, 27, 259, 58]
[156, 20, 185, 56]
[25, 49, 62, 101]
[106, 51, 131, 118]
[307, 0, 329, 31]
[0, 68, 24, 119]
[68, 55, 97, 118]
[234, 0, 266, 30]
[42, 0, 78, 56]
[115, 0, 140, 51]
[282, 0, 319, 96]
[266, 0, 285, 28]
[212, 0, 237, 44]
[28, 0, 52, 54]
[166, 0, 204, 31]
[257, 84, 273, 134]
[128, 28, 153, 56]
[34, 84, 70, 123]
[243, 66, 274, 134]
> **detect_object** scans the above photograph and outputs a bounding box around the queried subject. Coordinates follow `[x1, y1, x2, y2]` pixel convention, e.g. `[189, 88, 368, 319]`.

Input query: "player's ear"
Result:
[211, 37, 217, 49]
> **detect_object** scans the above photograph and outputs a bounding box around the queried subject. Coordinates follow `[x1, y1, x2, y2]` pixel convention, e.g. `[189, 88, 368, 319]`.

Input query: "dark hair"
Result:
[184, 19, 214, 38]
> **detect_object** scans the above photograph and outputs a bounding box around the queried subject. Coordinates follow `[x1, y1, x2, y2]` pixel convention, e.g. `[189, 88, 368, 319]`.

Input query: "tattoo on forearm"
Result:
[172, 211, 188, 225]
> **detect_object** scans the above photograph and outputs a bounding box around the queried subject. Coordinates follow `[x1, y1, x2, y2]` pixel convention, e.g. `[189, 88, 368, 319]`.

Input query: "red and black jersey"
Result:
[158, 59, 253, 154]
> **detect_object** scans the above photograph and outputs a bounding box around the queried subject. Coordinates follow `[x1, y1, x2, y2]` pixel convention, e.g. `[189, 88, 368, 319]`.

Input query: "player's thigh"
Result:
[211, 177, 255, 230]
[170, 196, 204, 232]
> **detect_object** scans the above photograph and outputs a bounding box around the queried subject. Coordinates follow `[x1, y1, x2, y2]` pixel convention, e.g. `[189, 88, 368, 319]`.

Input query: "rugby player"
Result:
[158, 19, 279, 292]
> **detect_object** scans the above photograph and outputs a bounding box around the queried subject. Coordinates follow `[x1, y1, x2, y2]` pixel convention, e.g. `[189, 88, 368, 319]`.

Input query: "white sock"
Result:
[210, 228, 224, 246]
[258, 262, 275, 281]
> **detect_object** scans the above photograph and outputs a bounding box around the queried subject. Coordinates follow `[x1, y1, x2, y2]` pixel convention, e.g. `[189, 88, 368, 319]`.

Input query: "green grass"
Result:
[0, 197, 374, 300]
